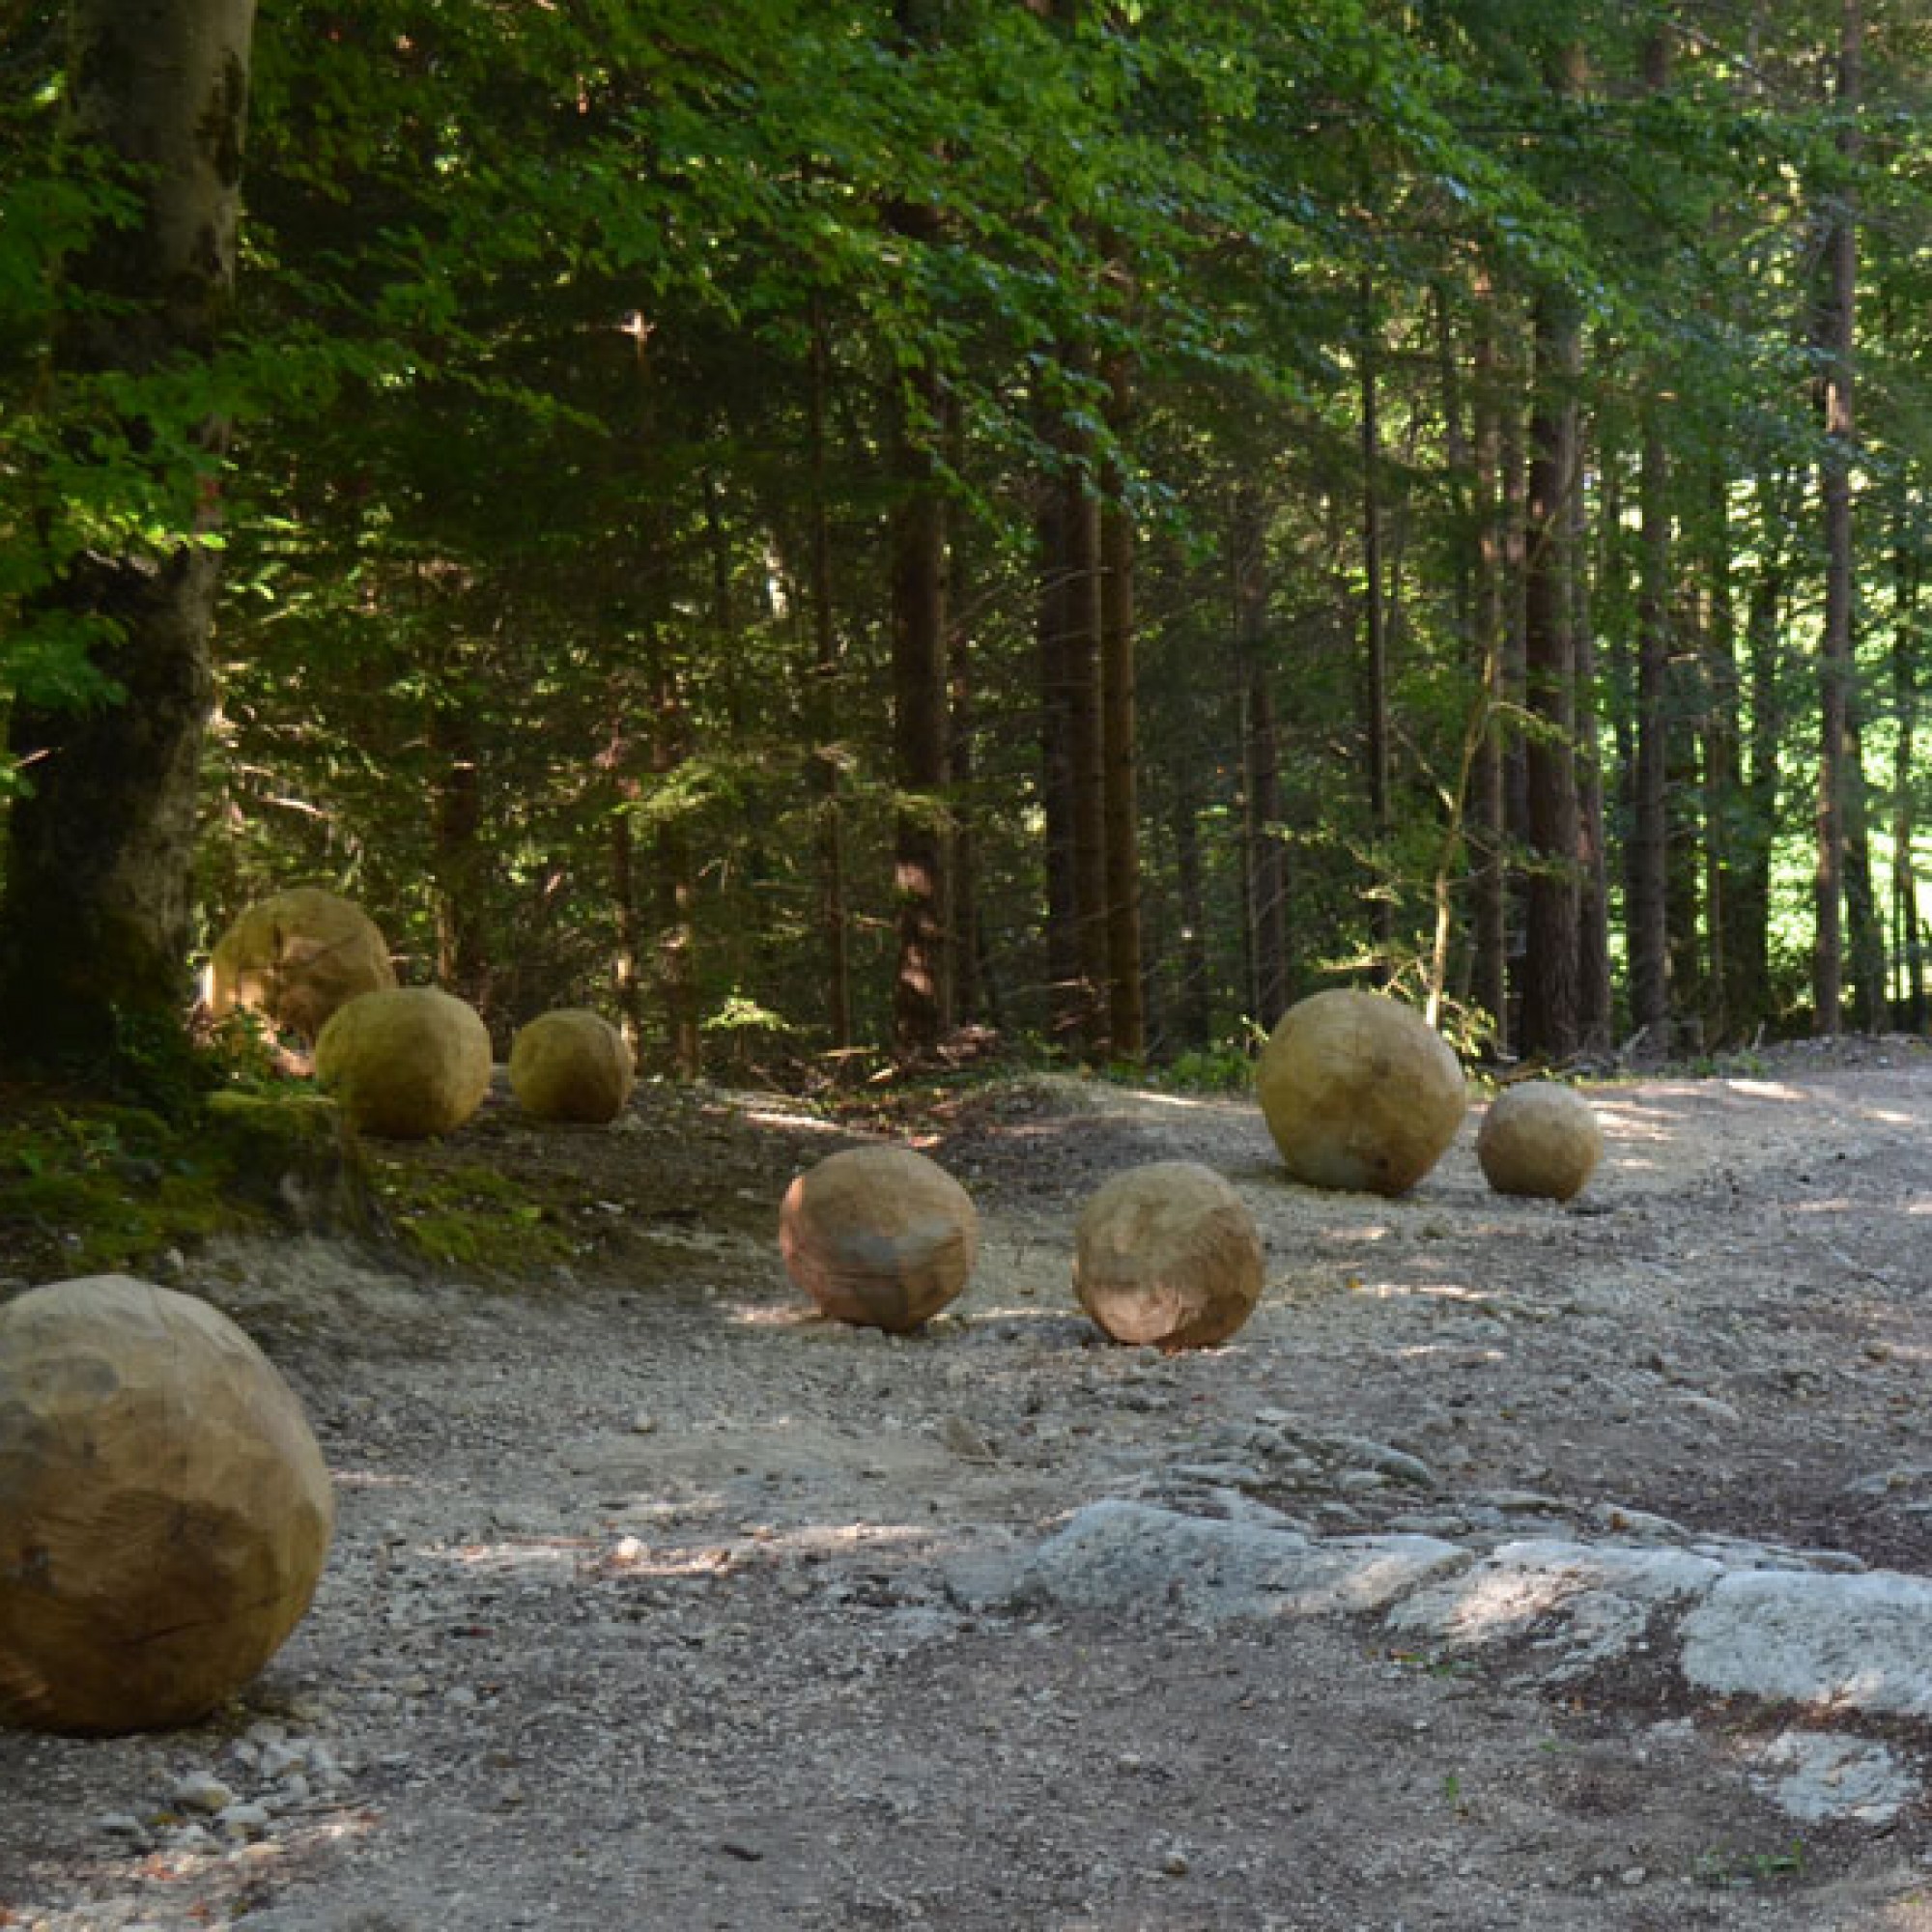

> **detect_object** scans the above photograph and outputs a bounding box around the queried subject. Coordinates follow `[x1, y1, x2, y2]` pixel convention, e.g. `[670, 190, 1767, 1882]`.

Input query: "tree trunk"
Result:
[806, 292, 853, 1053]
[1700, 461, 1742, 1048]
[889, 365, 951, 1064]
[1468, 279, 1511, 1056]
[1813, 0, 1861, 1035]
[1628, 401, 1673, 1052]
[1731, 478, 1792, 1036]
[649, 636, 700, 1081]
[1359, 276, 1394, 977]
[1232, 485, 1290, 1028]
[610, 791, 645, 1062]
[1099, 354, 1145, 1064]
[0, 0, 258, 1070]
[429, 667, 489, 1013]
[1572, 419, 1613, 1056]
[1519, 280, 1583, 1062]
[1892, 533, 1925, 1030]
[1172, 766, 1212, 1053]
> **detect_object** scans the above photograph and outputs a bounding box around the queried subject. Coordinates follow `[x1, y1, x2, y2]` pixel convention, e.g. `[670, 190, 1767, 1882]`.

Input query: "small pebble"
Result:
[172, 1772, 236, 1816]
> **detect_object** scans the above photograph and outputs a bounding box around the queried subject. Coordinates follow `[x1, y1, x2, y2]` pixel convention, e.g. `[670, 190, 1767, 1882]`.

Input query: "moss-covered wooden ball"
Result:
[508, 1009, 635, 1123]
[1477, 1081, 1604, 1202]
[0, 1276, 334, 1735]
[1074, 1160, 1263, 1351]
[779, 1146, 979, 1333]
[206, 887, 397, 1041]
[314, 985, 492, 1139]
[1256, 988, 1466, 1197]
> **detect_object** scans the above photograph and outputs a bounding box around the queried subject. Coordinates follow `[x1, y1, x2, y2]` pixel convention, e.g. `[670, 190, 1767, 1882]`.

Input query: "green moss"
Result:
[366, 1157, 572, 1277]
[0, 1098, 256, 1279]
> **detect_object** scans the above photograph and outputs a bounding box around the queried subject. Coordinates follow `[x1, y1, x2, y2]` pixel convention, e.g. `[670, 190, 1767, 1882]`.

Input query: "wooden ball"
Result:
[0, 1276, 334, 1735]
[207, 887, 396, 1041]
[509, 1009, 636, 1123]
[1257, 989, 1466, 1197]
[779, 1146, 979, 1333]
[315, 985, 492, 1139]
[1074, 1160, 1263, 1351]
[1477, 1082, 1603, 1202]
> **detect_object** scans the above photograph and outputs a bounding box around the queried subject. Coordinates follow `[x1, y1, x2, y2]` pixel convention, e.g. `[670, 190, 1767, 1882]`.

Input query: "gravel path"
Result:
[6, 1045, 1932, 1928]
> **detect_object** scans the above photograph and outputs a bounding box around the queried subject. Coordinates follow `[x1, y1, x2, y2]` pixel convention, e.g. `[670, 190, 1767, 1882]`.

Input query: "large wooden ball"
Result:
[314, 985, 492, 1139]
[1477, 1082, 1603, 1202]
[779, 1146, 979, 1333]
[0, 1277, 334, 1735]
[1074, 1160, 1263, 1351]
[1257, 989, 1466, 1197]
[207, 888, 397, 1041]
[509, 1009, 636, 1123]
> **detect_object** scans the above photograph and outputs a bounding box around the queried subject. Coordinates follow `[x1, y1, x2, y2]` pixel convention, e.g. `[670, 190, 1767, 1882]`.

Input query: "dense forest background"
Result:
[4, 0, 1932, 1090]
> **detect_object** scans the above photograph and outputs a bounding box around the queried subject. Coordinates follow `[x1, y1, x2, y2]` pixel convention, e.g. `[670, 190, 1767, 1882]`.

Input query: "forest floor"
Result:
[9, 1039, 1932, 1928]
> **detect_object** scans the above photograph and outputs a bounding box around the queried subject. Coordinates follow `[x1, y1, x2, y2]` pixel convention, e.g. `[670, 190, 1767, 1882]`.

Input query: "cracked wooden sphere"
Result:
[779, 1146, 979, 1333]
[0, 1276, 335, 1735]
[1074, 1160, 1263, 1351]
[509, 1009, 636, 1123]
[1256, 989, 1466, 1197]
[314, 985, 493, 1139]
[207, 887, 397, 1041]
[1477, 1082, 1604, 1202]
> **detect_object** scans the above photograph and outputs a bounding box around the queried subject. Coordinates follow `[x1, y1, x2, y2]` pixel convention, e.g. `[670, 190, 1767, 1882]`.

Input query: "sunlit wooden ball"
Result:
[1477, 1081, 1604, 1202]
[206, 887, 397, 1041]
[509, 1009, 636, 1123]
[1074, 1160, 1263, 1351]
[779, 1146, 979, 1333]
[314, 985, 493, 1139]
[0, 1276, 334, 1736]
[1256, 988, 1466, 1197]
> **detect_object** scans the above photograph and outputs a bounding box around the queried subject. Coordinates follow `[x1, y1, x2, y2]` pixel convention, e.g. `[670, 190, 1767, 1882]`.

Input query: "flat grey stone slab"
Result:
[1020, 1498, 1466, 1623]
[1680, 1568, 1932, 1719]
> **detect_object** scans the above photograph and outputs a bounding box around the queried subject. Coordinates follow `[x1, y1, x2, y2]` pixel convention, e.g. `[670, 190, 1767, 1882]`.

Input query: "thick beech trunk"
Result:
[0, 0, 257, 1067]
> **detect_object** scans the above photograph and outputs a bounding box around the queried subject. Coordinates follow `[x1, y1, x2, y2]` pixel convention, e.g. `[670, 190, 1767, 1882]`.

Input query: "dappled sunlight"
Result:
[1725, 1080, 1809, 1105]
[726, 1299, 826, 1330]
[1111, 1084, 1238, 1114]
[1347, 1277, 1495, 1306]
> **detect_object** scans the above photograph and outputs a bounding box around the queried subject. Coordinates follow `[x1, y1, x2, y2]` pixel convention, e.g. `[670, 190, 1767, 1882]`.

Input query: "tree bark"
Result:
[0, 0, 258, 1070]
[1813, 0, 1861, 1034]
[1232, 484, 1290, 1029]
[1468, 278, 1511, 1055]
[889, 364, 951, 1064]
[1359, 276, 1394, 977]
[1518, 281, 1583, 1061]
[1892, 532, 1924, 1030]
[1628, 400, 1673, 1051]
[1099, 354, 1144, 1064]
[648, 636, 700, 1081]
[805, 293, 853, 1053]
